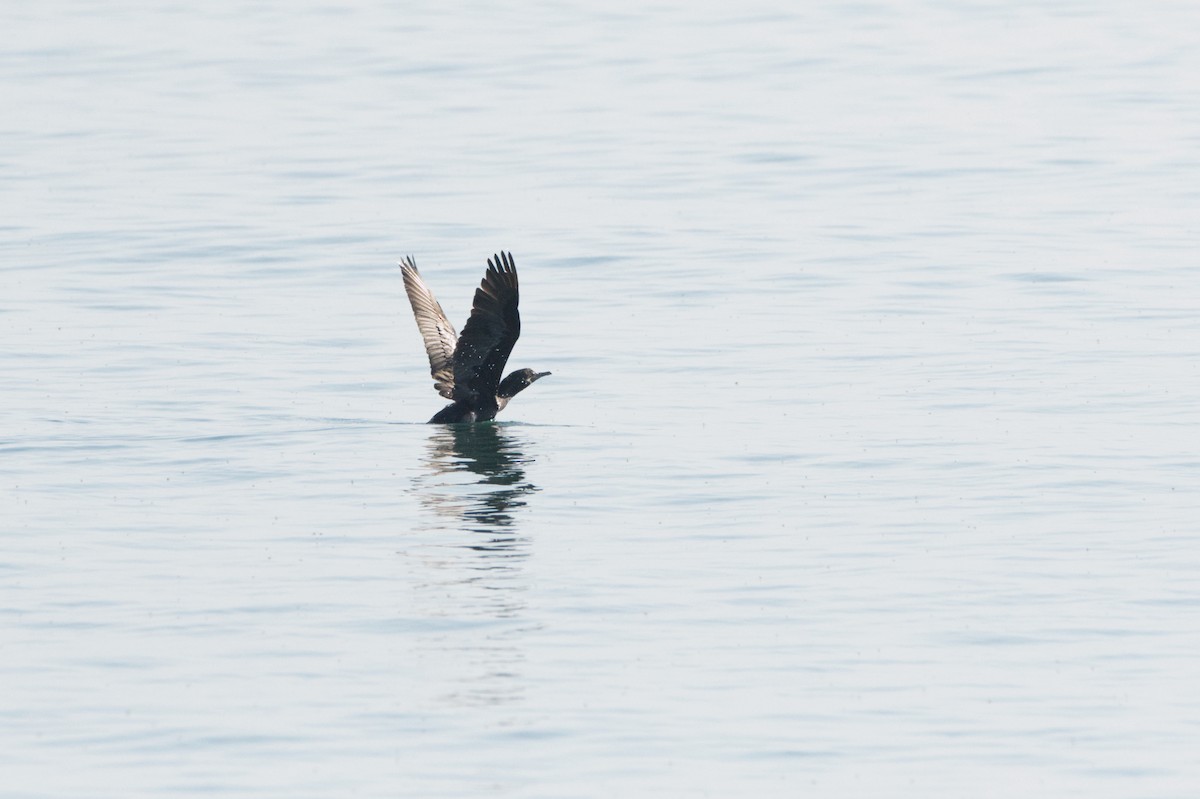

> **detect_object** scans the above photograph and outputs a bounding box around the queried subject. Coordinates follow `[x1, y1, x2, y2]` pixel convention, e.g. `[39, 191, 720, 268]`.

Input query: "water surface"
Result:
[3, 1, 1199, 796]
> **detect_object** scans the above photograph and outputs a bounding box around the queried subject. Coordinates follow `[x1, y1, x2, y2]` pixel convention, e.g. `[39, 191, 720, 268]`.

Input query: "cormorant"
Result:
[400, 251, 550, 424]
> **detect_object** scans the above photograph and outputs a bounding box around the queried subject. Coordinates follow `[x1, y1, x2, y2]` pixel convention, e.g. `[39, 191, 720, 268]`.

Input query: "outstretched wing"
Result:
[452, 251, 521, 408]
[400, 256, 458, 399]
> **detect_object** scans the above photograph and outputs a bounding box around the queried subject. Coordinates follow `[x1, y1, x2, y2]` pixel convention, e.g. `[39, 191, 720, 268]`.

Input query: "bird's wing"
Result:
[452, 251, 521, 407]
[400, 256, 458, 399]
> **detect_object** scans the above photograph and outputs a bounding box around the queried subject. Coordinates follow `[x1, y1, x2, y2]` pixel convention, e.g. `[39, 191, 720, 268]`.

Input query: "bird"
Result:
[400, 251, 550, 424]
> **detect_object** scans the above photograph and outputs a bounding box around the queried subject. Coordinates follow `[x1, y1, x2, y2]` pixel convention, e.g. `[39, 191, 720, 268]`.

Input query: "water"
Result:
[4, 1, 1200, 796]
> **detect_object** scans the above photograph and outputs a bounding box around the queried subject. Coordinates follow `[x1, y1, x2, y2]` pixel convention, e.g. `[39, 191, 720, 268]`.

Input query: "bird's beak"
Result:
[534, 371, 552, 380]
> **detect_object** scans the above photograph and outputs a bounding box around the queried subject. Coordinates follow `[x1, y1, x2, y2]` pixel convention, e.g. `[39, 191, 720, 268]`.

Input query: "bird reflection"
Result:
[418, 423, 540, 554]
[410, 423, 540, 707]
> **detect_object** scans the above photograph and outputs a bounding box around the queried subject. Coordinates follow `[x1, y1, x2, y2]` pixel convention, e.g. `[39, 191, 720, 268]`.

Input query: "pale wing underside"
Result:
[400, 256, 458, 399]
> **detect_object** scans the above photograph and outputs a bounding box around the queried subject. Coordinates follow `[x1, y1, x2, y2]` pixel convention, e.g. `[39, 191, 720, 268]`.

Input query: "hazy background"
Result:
[3, 1, 1199, 796]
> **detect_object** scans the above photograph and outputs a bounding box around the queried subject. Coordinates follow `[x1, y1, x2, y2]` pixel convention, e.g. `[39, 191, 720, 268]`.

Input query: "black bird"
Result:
[401, 251, 550, 424]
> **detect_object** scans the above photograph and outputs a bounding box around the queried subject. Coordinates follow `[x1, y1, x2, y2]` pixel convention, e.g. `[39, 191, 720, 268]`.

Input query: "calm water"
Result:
[4, 1, 1200, 796]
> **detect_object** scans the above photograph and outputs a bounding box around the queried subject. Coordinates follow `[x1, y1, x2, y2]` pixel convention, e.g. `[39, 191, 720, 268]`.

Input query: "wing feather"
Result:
[452, 252, 521, 409]
[400, 256, 458, 399]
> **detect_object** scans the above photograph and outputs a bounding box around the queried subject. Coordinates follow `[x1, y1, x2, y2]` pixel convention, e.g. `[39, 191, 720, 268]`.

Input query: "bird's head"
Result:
[497, 368, 551, 399]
